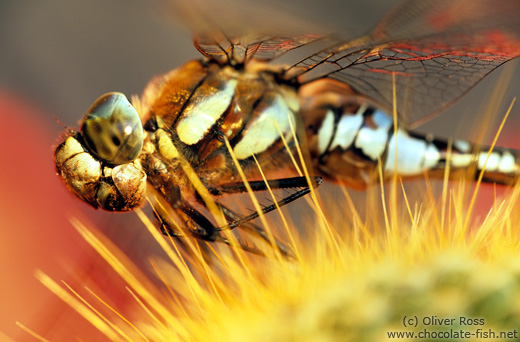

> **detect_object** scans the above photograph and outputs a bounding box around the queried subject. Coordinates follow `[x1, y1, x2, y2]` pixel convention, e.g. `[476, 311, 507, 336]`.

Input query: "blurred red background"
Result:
[0, 91, 110, 340]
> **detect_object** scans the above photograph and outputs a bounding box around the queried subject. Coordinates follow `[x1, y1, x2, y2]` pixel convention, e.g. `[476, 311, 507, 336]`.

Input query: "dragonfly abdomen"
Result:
[405, 135, 520, 186]
[306, 102, 394, 188]
[306, 102, 520, 187]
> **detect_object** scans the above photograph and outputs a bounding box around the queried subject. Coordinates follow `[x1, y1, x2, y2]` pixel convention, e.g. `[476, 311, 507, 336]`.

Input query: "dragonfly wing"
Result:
[194, 33, 323, 65]
[166, 0, 326, 64]
[284, 0, 520, 126]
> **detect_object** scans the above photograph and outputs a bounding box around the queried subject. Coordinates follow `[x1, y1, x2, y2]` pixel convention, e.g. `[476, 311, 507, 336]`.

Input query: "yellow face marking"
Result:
[55, 136, 102, 206]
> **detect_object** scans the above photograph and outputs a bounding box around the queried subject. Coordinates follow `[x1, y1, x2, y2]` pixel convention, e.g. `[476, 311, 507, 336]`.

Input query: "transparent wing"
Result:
[166, 0, 325, 65]
[282, 0, 520, 126]
[194, 33, 322, 65]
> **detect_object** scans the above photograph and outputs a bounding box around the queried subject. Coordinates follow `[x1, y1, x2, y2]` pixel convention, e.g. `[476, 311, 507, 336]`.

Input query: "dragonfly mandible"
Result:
[55, 0, 520, 256]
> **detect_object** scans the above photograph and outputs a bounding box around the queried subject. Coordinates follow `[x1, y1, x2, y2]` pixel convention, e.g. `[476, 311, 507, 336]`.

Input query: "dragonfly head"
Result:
[55, 93, 147, 211]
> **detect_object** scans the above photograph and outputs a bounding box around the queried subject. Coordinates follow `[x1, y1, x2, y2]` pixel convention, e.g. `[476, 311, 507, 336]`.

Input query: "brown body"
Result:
[136, 60, 303, 204]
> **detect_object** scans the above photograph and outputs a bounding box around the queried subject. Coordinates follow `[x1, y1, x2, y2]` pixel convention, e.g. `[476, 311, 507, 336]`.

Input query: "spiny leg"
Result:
[217, 203, 295, 258]
[211, 176, 322, 258]
[212, 176, 322, 230]
[207, 176, 322, 196]
[181, 204, 269, 256]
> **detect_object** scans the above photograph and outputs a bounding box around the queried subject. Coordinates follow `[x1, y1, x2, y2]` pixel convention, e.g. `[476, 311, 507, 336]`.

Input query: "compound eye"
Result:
[81, 92, 143, 165]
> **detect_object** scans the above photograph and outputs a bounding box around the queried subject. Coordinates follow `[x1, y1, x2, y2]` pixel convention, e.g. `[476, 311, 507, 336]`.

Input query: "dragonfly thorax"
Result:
[138, 60, 302, 194]
[143, 60, 299, 161]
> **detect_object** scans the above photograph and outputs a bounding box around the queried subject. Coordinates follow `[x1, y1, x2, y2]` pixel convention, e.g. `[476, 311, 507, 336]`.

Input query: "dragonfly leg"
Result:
[212, 176, 321, 231]
[182, 204, 270, 256]
[217, 203, 295, 258]
[150, 177, 321, 257]
[151, 199, 267, 256]
[150, 201, 184, 237]
[207, 176, 322, 195]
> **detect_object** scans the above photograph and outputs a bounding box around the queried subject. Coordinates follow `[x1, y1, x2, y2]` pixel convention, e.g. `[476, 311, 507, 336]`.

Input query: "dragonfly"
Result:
[55, 1, 520, 256]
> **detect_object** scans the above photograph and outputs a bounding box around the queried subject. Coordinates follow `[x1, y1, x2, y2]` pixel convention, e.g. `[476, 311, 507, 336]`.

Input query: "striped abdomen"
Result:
[303, 88, 520, 188]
